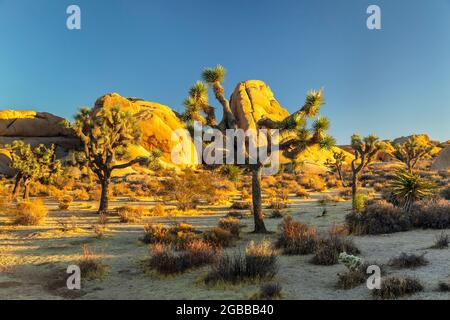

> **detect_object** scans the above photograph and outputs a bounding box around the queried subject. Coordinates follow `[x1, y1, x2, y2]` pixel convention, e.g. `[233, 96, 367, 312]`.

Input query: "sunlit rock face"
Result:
[230, 80, 289, 131]
[93, 93, 196, 168]
[432, 146, 450, 171]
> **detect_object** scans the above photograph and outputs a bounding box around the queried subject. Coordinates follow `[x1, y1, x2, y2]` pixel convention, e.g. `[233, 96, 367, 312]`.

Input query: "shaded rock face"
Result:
[0, 110, 80, 176]
[230, 80, 289, 131]
[432, 146, 450, 171]
[0, 110, 74, 137]
[93, 93, 196, 167]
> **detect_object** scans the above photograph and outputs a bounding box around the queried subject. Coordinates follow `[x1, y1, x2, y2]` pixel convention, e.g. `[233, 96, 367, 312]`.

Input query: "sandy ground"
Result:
[0, 193, 449, 300]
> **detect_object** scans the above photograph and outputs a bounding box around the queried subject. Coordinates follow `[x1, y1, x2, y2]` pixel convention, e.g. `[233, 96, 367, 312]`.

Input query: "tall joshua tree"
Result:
[7, 141, 60, 200]
[74, 106, 156, 214]
[325, 150, 347, 187]
[183, 65, 334, 233]
[393, 135, 433, 173]
[350, 134, 382, 208]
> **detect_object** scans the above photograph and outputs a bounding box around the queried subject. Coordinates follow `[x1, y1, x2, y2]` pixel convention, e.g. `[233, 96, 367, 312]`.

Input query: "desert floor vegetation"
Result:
[0, 176, 449, 299]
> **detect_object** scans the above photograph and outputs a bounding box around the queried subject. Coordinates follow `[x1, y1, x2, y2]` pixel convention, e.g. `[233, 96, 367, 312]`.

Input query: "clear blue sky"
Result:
[0, 0, 449, 144]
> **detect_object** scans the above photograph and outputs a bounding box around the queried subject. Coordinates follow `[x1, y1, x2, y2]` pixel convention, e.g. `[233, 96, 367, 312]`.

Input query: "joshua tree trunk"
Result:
[98, 173, 111, 214]
[251, 165, 267, 233]
[351, 174, 358, 208]
[336, 167, 347, 187]
[23, 179, 30, 200]
[12, 174, 22, 199]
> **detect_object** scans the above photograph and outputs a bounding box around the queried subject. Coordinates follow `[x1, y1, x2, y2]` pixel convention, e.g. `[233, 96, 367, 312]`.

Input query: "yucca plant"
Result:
[390, 170, 436, 213]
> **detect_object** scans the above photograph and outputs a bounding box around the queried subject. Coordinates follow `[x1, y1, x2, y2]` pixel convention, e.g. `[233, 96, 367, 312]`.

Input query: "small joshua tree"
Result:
[183, 65, 334, 233]
[350, 134, 382, 208]
[7, 141, 61, 200]
[325, 150, 347, 187]
[393, 135, 433, 173]
[74, 106, 158, 214]
[390, 169, 435, 212]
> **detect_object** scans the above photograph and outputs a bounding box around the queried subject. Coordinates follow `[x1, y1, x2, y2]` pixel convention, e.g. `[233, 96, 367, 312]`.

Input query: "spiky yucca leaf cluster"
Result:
[390, 170, 436, 212]
[202, 65, 226, 84]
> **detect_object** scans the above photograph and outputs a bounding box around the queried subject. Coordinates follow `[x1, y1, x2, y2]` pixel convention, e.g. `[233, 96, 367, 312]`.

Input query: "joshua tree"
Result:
[349, 134, 382, 208]
[325, 150, 347, 187]
[183, 65, 334, 233]
[7, 141, 60, 199]
[74, 106, 157, 214]
[393, 135, 433, 172]
[390, 169, 435, 212]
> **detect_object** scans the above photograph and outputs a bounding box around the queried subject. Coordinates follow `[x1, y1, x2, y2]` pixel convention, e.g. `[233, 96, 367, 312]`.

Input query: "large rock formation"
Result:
[0, 110, 73, 137]
[0, 110, 80, 176]
[230, 80, 289, 131]
[229, 80, 353, 170]
[93, 93, 196, 168]
[431, 146, 450, 171]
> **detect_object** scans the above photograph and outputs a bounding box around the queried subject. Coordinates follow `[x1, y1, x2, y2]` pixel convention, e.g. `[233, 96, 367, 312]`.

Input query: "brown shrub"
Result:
[73, 189, 90, 201]
[58, 195, 73, 210]
[203, 227, 235, 248]
[204, 240, 278, 284]
[346, 200, 411, 235]
[79, 244, 107, 280]
[294, 187, 310, 199]
[276, 216, 317, 255]
[372, 277, 423, 299]
[151, 203, 166, 216]
[299, 174, 326, 192]
[311, 230, 360, 265]
[388, 253, 428, 269]
[410, 199, 450, 229]
[116, 206, 146, 223]
[218, 217, 241, 237]
[13, 200, 48, 226]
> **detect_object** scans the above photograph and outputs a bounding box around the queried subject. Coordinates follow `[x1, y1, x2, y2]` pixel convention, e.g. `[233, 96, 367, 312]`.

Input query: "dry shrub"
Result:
[441, 185, 450, 200]
[294, 187, 310, 199]
[372, 277, 423, 299]
[337, 261, 384, 290]
[388, 253, 428, 269]
[298, 174, 326, 192]
[93, 214, 109, 238]
[142, 223, 198, 250]
[257, 282, 282, 300]
[89, 188, 102, 201]
[73, 189, 90, 201]
[112, 182, 131, 197]
[116, 205, 146, 223]
[226, 211, 248, 219]
[79, 244, 107, 280]
[373, 182, 385, 192]
[410, 199, 450, 229]
[230, 201, 251, 210]
[59, 215, 79, 232]
[321, 195, 345, 203]
[269, 209, 284, 219]
[142, 224, 170, 244]
[13, 200, 48, 226]
[276, 216, 317, 255]
[58, 195, 73, 210]
[203, 227, 235, 248]
[311, 229, 360, 265]
[338, 187, 352, 199]
[346, 200, 411, 235]
[431, 232, 449, 249]
[438, 281, 450, 292]
[151, 203, 166, 216]
[162, 169, 230, 210]
[148, 240, 218, 275]
[204, 240, 278, 284]
[218, 217, 241, 237]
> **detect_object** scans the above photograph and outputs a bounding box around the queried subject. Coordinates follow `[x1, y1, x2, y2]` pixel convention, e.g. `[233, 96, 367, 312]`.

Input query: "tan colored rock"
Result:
[431, 146, 450, 171]
[94, 93, 196, 167]
[0, 110, 73, 137]
[230, 80, 289, 131]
